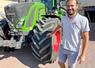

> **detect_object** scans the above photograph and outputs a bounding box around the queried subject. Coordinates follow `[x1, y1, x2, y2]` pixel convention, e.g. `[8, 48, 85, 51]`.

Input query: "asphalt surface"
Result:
[0, 40, 94, 68]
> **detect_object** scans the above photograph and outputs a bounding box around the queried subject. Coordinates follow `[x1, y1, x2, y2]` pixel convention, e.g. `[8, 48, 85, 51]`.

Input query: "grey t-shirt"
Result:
[61, 13, 90, 52]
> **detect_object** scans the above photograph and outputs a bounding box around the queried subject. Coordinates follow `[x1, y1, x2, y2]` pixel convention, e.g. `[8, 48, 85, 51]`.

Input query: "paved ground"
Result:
[0, 41, 95, 68]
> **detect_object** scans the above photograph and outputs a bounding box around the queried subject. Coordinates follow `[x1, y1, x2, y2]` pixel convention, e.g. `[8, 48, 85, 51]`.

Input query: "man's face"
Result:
[66, 0, 78, 16]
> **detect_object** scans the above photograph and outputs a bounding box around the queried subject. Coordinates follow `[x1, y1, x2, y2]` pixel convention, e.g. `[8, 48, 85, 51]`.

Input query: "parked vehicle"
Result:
[0, 0, 65, 63]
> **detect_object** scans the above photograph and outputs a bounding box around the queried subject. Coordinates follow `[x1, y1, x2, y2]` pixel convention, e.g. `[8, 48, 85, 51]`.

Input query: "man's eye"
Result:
[67, 5, 74, 7]
[71, 5, 74, 7]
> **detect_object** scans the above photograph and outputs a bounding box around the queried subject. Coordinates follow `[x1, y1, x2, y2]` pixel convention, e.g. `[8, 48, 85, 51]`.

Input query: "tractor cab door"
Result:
[16, 2, 46, 32]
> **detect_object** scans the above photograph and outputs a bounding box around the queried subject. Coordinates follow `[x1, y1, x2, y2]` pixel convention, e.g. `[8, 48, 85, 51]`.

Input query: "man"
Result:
[51, 0, 90, 68]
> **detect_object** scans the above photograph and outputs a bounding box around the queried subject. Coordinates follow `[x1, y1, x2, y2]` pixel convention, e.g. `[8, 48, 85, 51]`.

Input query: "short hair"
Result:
[66, 0, 78, 5]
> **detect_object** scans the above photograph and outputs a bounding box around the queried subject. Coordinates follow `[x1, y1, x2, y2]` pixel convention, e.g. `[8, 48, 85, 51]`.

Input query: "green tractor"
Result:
[0, 0, 65, 63]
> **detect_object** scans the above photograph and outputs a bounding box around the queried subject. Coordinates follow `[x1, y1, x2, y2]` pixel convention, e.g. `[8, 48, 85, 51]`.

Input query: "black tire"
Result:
[30, 17, 60, 63]
[31, 29, 52, 63]
[0, 19, 11, 40]
[0, 19, 6, 39]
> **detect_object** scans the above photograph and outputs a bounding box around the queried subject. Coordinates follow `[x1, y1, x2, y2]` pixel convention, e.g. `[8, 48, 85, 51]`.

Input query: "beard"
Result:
[67, 9, 76, 16]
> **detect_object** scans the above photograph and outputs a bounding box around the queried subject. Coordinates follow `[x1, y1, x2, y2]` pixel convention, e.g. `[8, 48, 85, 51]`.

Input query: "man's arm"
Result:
[78, 31, 89, 64]
[52, 25, 62, 35]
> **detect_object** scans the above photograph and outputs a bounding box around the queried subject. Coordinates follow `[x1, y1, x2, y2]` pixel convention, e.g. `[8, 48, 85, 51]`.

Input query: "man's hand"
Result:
[78, 55, 86, 64]
[47, 33, 52, 37]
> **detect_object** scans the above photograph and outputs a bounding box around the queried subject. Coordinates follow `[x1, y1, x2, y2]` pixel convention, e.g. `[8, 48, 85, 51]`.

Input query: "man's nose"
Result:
[69, 6, 72, 9]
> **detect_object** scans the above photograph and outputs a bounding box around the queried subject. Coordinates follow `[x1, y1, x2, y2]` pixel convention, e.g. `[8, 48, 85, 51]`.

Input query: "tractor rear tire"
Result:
[31, 29, 52, 63]
[30, 17, 60, 63]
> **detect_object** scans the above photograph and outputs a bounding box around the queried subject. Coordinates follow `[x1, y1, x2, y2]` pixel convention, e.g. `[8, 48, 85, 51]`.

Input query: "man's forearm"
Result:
[52, 25, 61, 35]
[81, 32, 89, 57]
